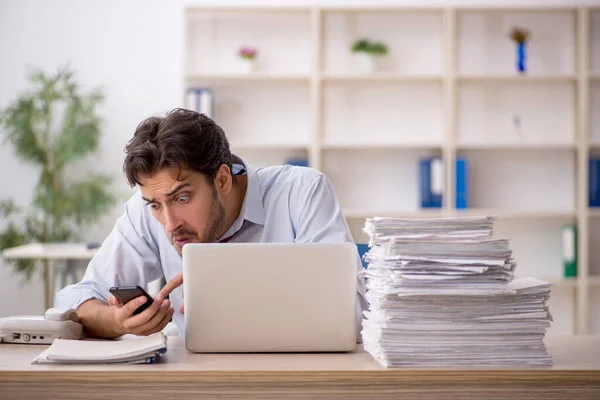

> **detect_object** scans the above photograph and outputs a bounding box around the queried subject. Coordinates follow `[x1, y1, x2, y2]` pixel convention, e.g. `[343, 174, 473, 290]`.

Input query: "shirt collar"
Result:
[236, 157, 265, 226]
[218, 155, 265, 241]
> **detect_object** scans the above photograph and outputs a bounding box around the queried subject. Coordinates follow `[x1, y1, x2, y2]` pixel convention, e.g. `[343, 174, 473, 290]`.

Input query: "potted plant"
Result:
[350, 38, 389, 74]
[0, 67, 115, 307]
[509, 27, 531, 74]
[238, 46, 258, 74]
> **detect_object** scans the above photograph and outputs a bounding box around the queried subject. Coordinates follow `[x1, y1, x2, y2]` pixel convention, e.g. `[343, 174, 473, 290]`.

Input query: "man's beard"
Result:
[170, 187, 226, 254]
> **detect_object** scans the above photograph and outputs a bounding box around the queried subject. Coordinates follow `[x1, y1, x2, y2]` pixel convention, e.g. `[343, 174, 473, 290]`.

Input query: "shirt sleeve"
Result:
[293, 174, 368, 343]
[55, 193, 163, 310]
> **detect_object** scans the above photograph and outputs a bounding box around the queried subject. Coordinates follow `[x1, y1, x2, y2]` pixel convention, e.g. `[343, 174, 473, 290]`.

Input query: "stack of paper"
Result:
[32, 332, 167, 364]
[361, 216, 553, 367]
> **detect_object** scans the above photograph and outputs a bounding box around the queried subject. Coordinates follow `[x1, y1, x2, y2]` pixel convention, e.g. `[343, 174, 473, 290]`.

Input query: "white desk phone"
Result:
[0, 308, 83, 344]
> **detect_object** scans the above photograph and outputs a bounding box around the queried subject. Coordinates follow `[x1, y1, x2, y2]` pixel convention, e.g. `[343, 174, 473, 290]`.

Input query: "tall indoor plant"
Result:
[0, 67, 115, 307]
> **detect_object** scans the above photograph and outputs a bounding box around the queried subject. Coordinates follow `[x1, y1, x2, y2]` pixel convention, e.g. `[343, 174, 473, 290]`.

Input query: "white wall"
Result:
[0, 0, 182, 317]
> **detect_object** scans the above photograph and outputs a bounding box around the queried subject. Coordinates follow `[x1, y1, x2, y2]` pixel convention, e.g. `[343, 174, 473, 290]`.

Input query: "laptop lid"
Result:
[182, 242, 358, 353]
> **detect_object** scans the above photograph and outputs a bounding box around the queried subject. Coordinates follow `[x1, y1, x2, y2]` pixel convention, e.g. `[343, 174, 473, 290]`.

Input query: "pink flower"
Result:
[238, 47, 257, 60]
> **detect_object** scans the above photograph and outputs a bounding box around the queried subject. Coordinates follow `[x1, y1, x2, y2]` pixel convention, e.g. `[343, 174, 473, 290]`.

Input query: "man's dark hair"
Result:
[123, 108, 232, 187]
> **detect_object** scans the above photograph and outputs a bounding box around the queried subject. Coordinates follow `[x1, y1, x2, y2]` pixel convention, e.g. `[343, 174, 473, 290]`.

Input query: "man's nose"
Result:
[164, 207, 183, 233]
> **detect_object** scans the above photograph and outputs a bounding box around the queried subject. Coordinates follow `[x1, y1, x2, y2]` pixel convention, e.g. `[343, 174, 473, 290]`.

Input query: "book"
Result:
[32, 332, 167, 365]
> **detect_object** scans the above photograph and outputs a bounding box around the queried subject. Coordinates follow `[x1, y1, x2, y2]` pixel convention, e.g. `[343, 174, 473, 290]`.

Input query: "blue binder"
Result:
[419, 157, 468, 209]
[456, 158, 468, 209]
[356, 244, 369, 269]
[590, 157, 600, 207]
[286, 158, 309, 167]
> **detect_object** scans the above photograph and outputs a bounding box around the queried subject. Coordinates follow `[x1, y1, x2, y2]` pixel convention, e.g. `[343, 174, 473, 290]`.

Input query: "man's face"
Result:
[139, 167, 226, 255]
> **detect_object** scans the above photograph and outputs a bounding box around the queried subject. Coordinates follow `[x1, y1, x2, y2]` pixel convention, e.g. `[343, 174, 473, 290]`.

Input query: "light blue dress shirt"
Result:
[56, 157, 367, 338]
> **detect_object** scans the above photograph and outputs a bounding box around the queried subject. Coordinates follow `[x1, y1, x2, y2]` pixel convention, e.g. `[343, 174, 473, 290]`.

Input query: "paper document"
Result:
[32, 332, 167, 364]
[360, 216, 553, 367]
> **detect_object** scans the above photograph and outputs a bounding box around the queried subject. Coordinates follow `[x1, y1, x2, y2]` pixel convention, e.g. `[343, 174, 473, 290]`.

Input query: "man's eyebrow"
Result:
[141, 183, 191, 204]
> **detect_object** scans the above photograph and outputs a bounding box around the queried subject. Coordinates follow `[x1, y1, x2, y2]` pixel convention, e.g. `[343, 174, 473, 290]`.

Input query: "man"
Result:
[56, 108, 367, 340]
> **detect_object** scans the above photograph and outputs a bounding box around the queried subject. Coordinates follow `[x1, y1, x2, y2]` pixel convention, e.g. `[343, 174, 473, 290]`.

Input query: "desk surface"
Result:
[1, 243, 98, 260]
[2, 335, 600, 400]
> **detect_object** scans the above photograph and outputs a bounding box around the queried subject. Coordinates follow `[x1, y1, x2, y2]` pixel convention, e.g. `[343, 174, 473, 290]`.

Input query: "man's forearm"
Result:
[76, 299, 122, 339]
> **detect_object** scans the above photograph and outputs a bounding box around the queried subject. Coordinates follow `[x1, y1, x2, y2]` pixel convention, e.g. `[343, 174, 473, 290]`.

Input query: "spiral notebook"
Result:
[32, 332, 167, 364]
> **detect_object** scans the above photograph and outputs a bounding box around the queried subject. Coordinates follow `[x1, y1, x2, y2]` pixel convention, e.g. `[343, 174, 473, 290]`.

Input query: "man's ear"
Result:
[214, 164, 233, 196]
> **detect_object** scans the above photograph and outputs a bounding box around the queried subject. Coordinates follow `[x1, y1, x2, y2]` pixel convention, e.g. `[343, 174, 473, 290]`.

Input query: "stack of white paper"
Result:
[361, 217, 553, 367]
[32, 332, 167, 364]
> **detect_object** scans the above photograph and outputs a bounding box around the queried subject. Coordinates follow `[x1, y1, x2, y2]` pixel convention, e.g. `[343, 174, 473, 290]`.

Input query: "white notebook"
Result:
[32, 332, 167, 364]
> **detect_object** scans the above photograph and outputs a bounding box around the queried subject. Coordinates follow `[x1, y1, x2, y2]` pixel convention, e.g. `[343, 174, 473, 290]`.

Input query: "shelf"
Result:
[229, 142, 310, 151]
[589, 277, 600, 286]
[186, 74, 311, 84]
[457, 75, 576, 83]
[452, 209, 577, 219]
[342, 209, 576, 220]
[185, 5, 310, 13]
[589, 209, 600, 218]
[457, 143, 576, 151]
[321, 74, 442, 83]
[515, 276, 578, 288]
[343, 209, 446, 219]
[322, 142, 442, 151]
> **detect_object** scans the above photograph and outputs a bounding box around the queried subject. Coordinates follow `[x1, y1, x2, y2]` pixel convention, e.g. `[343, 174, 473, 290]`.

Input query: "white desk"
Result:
[2, 243, 98, 309]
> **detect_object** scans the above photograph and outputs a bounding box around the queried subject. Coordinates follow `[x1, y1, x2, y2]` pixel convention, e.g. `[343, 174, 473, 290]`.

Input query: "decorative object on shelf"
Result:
[0, 66, 116, 307]
[509, 27, 531, 74]
[350, 38, 388, 74]
[238, 46, 258, 74]
[186, 87, 213, 118]
[561, 225, 577, 278]
[419, 157, 468, 209]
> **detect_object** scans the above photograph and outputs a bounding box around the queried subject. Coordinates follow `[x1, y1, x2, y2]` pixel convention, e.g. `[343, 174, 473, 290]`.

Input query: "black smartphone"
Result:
[109, 285, 154, 315]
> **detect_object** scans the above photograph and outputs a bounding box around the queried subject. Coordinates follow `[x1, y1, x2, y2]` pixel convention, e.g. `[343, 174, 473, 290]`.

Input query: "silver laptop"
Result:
[182, 242, 358, 353]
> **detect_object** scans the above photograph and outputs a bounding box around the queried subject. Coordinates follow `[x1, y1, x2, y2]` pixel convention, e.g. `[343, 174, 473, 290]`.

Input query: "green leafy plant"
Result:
[0, 67, 115, 304]
[351, 38, 389, 56]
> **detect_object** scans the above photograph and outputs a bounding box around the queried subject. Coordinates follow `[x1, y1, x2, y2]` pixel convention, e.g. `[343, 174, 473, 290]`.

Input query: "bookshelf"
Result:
[183, 4, 599, 336]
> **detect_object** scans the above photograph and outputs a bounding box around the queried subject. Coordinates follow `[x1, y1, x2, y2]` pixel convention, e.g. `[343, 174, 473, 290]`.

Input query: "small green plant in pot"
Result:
[350, 38, 389, 73]
[0, 66, 116, 308]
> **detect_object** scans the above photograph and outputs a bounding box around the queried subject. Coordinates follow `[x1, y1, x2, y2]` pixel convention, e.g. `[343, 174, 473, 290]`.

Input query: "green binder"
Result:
[561, 224, 577, 278]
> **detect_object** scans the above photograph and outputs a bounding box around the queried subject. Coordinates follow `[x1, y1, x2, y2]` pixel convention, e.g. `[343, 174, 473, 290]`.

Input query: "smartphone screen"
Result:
[109, 285, 154, 315]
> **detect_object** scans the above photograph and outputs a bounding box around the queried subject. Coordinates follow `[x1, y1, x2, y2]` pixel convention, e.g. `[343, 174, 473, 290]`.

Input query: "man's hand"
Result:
[77, 295, 174, 339]
[105, 294, 174, 336]
[157, 272, 185, 314]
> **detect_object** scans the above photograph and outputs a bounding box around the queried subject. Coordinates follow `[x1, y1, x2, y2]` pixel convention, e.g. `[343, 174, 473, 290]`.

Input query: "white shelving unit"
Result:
[183, 4, 599, 335]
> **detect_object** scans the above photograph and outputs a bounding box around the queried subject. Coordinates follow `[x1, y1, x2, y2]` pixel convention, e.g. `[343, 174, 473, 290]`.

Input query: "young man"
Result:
[56, 108, 367, 339]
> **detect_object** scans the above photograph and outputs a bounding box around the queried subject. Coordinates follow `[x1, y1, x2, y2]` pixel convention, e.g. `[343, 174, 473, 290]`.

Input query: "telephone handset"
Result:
[0, 308, 83, 344]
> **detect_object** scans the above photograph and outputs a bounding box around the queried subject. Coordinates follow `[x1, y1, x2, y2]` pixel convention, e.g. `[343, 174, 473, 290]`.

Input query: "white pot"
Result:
[355, 53, 376, 74]
[240, 58, 256, 74]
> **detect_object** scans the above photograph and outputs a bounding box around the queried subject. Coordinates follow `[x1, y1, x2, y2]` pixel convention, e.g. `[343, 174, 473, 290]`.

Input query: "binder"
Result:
[589, 157, 600, 207]
[456, 158, 468, 209]
[418, 157, 468, 209]
[419, 157, 443, 208]
[561, 224, 577, 278]
[356, 244, 369, 269]
[186, 88, 213, 118]
[286, 158, 309, 167]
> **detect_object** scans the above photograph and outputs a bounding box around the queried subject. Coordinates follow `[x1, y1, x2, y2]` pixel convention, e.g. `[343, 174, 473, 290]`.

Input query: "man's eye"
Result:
[149, 203, 160, 210]
[177, 195, 190, 204]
